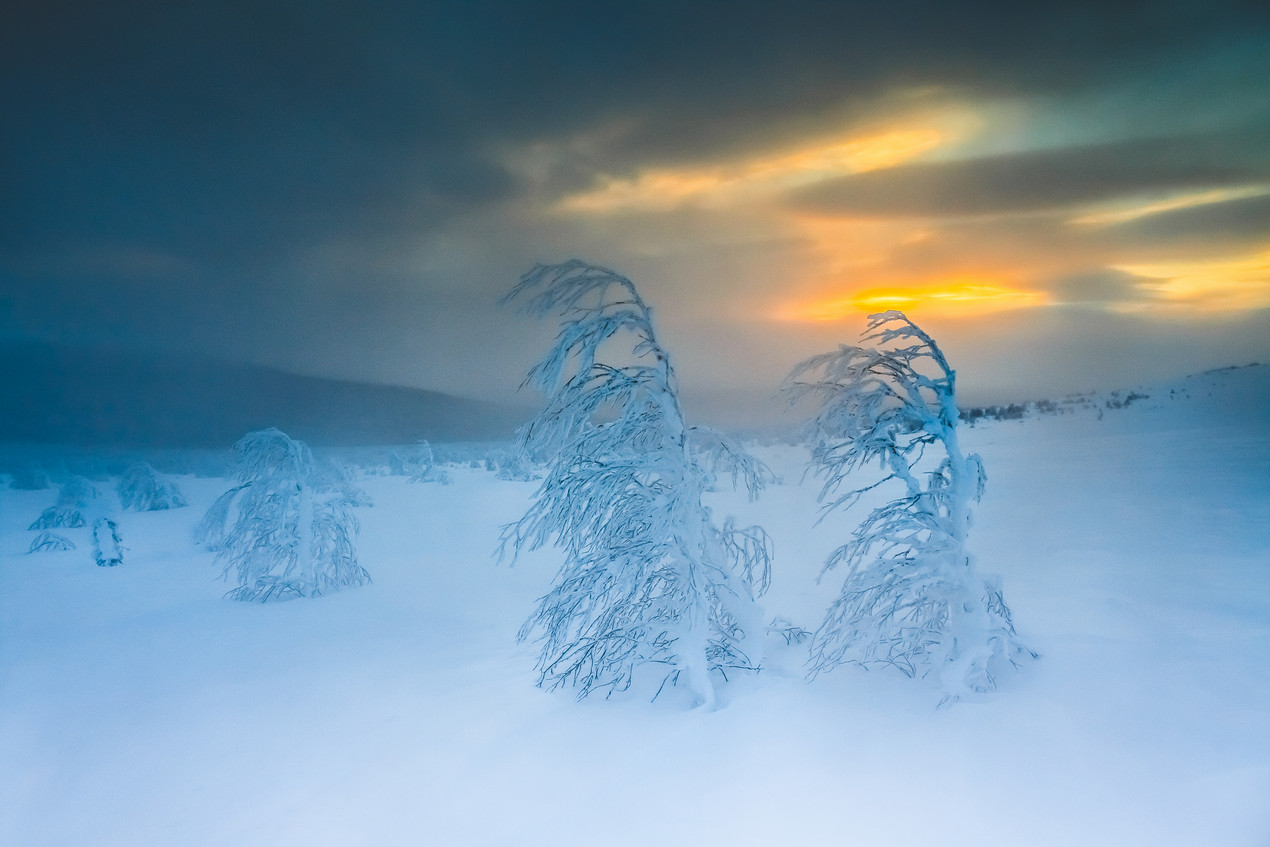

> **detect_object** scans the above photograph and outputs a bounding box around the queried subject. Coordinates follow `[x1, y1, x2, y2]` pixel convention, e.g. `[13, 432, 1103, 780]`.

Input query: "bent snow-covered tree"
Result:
[28, 476, 99, 530]
[501, 260, 772, 708]
[785, 311, 1033, 700]
[196, 428, 369, 602]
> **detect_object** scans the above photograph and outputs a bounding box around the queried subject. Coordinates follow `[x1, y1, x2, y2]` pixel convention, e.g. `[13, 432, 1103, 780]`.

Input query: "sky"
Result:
[3, 0, 1269, 425]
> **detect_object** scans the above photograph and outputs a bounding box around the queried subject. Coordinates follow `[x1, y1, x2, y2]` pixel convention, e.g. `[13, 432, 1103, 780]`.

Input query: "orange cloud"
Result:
[1112, 249, 1270, 313]
[558, 106, 976, 214]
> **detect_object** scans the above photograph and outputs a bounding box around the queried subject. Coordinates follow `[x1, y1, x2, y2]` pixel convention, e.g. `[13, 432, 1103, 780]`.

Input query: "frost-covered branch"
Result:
[688, 426, 778, 501]
[785, 311, 1032, 701]
[28, 531, 75, 553]
[501, 261, 771, 708]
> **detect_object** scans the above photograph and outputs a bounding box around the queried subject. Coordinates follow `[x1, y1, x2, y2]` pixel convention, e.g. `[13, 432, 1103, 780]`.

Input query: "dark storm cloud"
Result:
[6, 0, 1267, 262]
[3, 0, 1269, 408]
[789, 131, 1270, 219]
[1, 2, 517, 271]
[500, 0, 1270, 172]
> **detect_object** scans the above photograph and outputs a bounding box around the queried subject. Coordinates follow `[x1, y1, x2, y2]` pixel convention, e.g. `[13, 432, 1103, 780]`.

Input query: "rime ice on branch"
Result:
[500, 260, 773, 708]
[785, 311, 1033, 700]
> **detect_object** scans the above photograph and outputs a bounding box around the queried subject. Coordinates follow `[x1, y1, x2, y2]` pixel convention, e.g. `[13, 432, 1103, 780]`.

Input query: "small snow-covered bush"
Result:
[27, 477, 126, 566]
[28, 531, 75, 553]
[785, 311, 1033, 701]
[312, 460, 374, 508]
[197, 428, 369, 602]
[118, 464, 187, 511]
[29, 507, 86, 530]
[396, 440, 451, 485]
[92, 518, 124, 567]
[768, 616, 811, 646]
[491, 447, 540, 482]
[28, 476, 99, 530]
[60, 476, 100, 505]
[501, 260, 773, 708]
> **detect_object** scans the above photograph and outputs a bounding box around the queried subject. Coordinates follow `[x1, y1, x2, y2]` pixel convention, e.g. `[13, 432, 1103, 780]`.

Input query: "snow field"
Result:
[2, 369, 1268, 846]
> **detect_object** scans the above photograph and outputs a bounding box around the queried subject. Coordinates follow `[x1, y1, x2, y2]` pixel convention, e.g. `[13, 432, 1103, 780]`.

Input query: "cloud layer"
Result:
[3, 1, 1268, 418]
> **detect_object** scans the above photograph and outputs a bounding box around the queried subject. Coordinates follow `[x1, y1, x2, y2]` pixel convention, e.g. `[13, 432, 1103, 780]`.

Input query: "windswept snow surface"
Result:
[2, 366, 1268, 846]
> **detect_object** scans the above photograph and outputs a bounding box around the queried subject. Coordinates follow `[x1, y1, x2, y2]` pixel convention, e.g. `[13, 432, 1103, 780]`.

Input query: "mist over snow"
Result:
[1, 364, 1267, 846]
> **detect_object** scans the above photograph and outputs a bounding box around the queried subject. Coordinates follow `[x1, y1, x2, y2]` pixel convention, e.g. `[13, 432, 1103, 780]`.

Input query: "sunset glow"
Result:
[776, 280, 1050, 322]
[4, 1, 1267, 423]
[1113, 250, 1270, 313]
[559, 108, 974, 213]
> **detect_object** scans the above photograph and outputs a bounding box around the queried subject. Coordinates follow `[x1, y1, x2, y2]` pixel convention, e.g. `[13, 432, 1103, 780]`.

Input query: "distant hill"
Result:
[0, 342, 528, 447]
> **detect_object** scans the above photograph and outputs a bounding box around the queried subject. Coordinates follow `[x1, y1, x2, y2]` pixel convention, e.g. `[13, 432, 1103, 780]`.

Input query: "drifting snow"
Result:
[1, 365, 1267, 845]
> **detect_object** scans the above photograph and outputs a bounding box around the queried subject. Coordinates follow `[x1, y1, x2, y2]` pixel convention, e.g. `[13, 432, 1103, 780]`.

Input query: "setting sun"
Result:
[776, 279, 1050, 322]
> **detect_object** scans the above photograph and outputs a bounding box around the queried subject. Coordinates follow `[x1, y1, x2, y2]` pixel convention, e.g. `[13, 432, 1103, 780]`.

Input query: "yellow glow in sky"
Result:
[559, 108, 975, 214]
[776, 280, 1050, 322]
[532, 94, 1270, 329]
[1113, 249, 1270, 313]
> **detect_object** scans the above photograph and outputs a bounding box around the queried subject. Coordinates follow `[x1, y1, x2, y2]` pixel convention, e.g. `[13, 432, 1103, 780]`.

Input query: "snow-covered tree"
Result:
[312, 458, 375, 508]
[118, 463, 187, 511]
[196, 428, 370, 602]
[92, 518, 124, 567]
[401, 440, 451, 485]
[784, 311, 1033, 700]
[28, 476, 99, 529]
[491, 447, 540, 482]
[27, 477, 125, 565]
[500, 260, 772, 708]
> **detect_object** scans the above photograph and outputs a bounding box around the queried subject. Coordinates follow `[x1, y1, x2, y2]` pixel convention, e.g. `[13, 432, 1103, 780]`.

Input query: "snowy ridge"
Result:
[962, 361, 1268, 427]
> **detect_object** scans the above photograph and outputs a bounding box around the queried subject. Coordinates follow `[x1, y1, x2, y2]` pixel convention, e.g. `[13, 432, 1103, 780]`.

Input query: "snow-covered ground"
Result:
[2, 366, 1268, 846]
